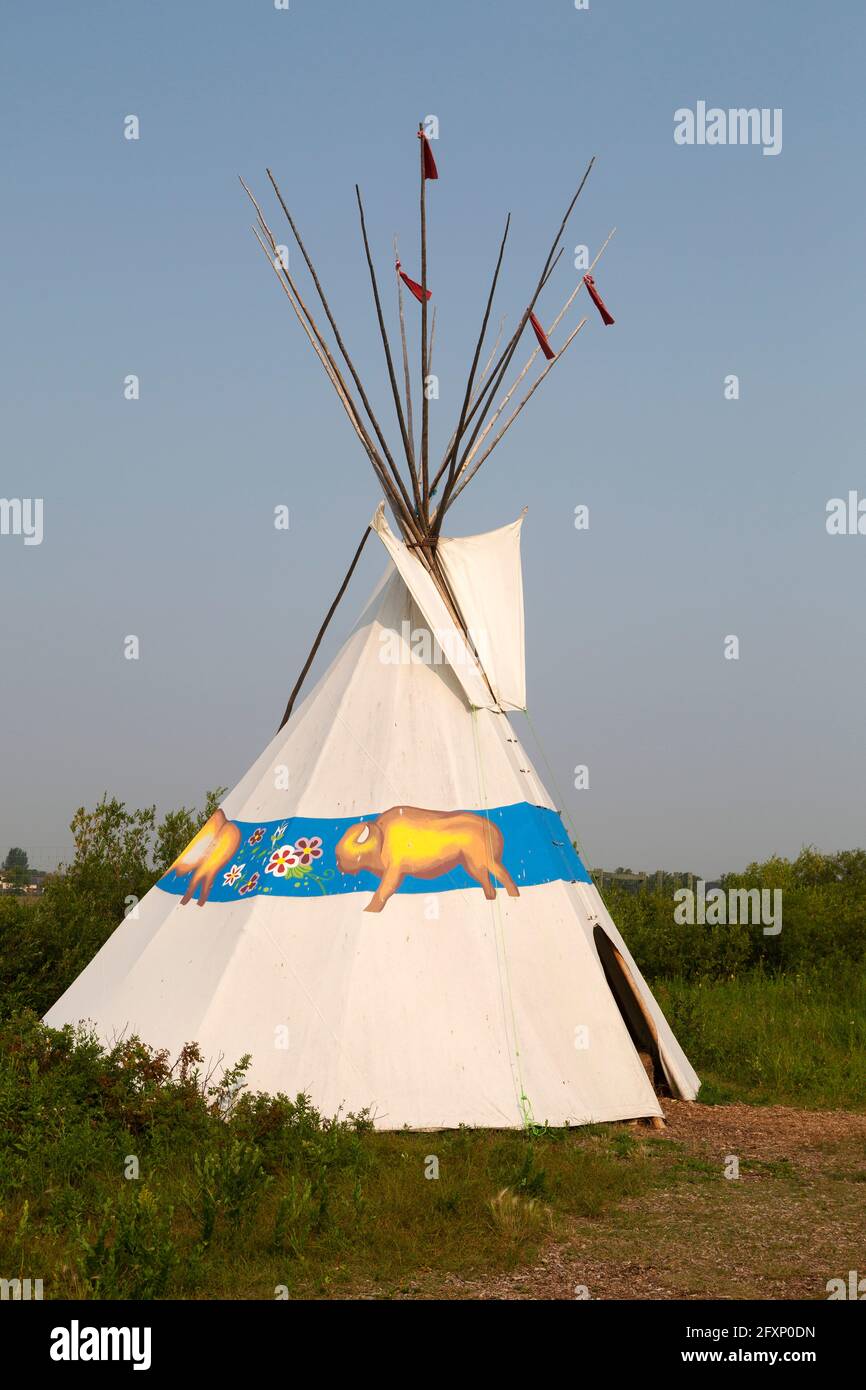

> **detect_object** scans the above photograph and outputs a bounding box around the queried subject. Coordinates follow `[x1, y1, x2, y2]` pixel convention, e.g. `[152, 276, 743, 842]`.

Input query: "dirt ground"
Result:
[421, 1101, 866, 1300]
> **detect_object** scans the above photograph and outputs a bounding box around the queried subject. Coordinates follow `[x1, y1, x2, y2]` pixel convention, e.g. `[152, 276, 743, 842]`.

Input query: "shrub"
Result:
[192, 1140, 273, 1242]
[78, 1186, 179, 1300]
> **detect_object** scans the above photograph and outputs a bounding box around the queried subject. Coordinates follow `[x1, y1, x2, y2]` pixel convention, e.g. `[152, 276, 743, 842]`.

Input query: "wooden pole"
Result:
[247, 211, 422, 547]
[447, 228, 617, 499]
[450, 163, 592, 458]
[355, 185, 422, 514]
[434, 213, 510, 508]
[246, 259, 456, 663]
[253, 224, 463, 636]
[394, 235, 416, 475]
[419, 124, 431, 522]
[446, 319, 587, 506]
[249, 227, 380, 473]
[265, 169, 415, 526]
[434, 157, 595, 529]
[277, 526, 371, 731]
[429, 314, 506, 501]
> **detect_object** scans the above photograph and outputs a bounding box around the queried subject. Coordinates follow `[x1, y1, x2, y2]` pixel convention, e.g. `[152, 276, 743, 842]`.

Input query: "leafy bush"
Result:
[0, 1011, 374, 1298]
[0, 790, 223, 1020]
[601, 846, 866, 982]
[192, 1140, 273, 1241]
[272, 1176, 315, 1257]
[79, 1186, 179, 1300]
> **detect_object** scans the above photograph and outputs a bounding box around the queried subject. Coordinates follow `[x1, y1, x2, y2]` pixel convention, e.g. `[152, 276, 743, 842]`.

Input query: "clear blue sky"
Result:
[2, 1, 864, 876]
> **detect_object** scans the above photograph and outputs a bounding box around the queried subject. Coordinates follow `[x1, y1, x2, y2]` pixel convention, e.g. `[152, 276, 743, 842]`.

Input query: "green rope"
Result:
[470, 707, 533, 1130]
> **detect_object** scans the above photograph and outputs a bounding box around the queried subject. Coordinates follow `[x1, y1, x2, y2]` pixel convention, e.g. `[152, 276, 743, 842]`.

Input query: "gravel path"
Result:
[407, 1102, 866, 1300]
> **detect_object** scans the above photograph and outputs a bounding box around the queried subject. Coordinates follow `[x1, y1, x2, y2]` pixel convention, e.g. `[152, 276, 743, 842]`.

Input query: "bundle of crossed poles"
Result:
[240, 126, 616, 727]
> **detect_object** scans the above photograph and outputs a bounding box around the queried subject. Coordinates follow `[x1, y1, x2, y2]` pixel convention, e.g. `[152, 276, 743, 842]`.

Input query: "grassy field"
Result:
[1, 967, 863, 1301]
[654, 969, 866, 1109]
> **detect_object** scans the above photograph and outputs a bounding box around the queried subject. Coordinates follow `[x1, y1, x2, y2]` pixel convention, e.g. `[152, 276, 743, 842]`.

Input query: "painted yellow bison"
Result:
[171, 809, 241, 907]
[335, 805, 520, 913]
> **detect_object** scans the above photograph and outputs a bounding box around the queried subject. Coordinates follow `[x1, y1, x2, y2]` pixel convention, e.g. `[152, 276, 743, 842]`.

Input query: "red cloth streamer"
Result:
[529, 312, 556, 360]
[417, 129, 439, 180]
[395, 258, 432, 303]
[583, 273, 615, 326]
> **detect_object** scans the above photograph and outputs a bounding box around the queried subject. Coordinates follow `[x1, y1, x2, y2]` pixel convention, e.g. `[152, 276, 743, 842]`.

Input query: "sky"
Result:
[1, 0, 864, 877]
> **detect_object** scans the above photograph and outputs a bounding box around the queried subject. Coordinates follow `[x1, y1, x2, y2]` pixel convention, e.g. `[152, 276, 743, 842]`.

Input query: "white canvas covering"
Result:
[45, 515, 698, 1127]
[437, 513, 527, 711]
[371, 505, 495, 711]
[371, 505, 527, 712]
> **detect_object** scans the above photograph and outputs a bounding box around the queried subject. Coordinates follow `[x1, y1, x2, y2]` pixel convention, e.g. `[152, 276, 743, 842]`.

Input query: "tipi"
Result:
[45, 131, 699, 1128]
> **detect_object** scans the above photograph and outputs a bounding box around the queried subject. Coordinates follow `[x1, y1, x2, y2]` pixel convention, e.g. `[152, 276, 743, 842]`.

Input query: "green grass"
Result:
[2, 966, 864, 1299]
[3, 1125, 708, 1301]
[0, 1015, 680, 1299]
[656, 968, 866, 1109]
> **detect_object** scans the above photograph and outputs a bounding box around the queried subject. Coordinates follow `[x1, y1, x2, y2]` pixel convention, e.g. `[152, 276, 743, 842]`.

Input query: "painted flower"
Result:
[238, 872, 260, 896]
[265, 847, 299, 877]
[271, 822, 288, 845]
[293, 835, 323, 866]
[223, 863, 246, 887]
[248, 828, 265, 846]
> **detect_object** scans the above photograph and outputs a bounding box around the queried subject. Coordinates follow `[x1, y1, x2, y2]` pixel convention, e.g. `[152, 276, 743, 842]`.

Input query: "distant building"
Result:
[591, 867, 710, 894]
[0, 871, 46, 895]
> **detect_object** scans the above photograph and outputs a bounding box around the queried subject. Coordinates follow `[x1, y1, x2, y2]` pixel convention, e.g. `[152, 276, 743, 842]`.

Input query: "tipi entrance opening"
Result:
[592, 925, 669, 1097]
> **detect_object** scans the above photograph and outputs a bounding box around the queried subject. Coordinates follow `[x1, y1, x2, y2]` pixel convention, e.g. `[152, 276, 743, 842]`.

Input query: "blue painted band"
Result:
[157, 801, 590, 906]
